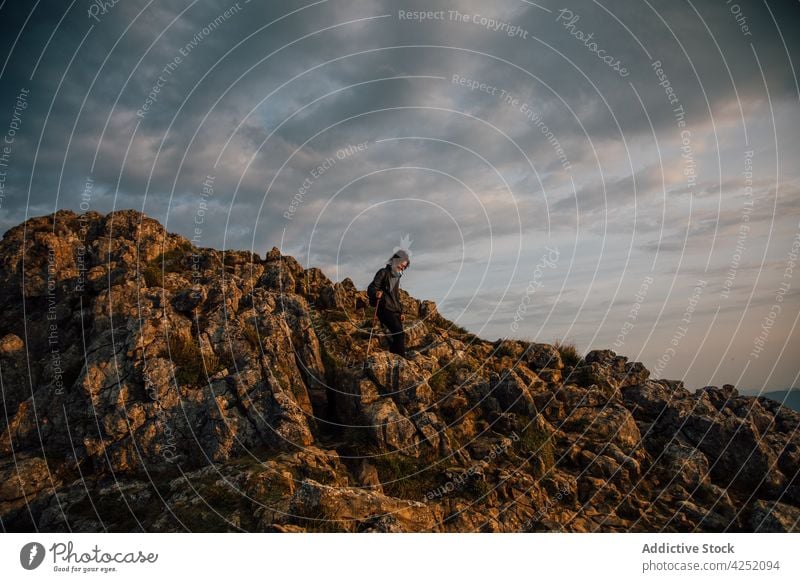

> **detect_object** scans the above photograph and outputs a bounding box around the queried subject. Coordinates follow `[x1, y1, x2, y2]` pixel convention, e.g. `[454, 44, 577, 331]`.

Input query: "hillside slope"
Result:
[1, 209, 798, 532]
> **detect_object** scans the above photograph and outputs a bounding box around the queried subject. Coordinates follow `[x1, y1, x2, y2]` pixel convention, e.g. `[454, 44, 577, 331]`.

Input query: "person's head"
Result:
[388, 249, 410, 273]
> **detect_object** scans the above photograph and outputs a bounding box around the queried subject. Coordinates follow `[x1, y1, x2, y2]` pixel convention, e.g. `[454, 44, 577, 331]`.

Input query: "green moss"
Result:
[170, 475, 257, 531]
[518, 425, 556, 478]
[427, 367, 452, 395]
[161, 331, 226, 386]
[139, 264, 162, 288]
[67, 483, 169, 531]
[371, 452, 443, 500]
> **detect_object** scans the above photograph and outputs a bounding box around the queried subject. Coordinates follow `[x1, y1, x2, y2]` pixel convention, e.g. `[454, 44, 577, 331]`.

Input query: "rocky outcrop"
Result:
[0, 209, 798, 532]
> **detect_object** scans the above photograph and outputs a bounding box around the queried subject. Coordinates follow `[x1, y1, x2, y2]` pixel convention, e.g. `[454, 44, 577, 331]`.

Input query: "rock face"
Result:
[0, 209, 798, 532]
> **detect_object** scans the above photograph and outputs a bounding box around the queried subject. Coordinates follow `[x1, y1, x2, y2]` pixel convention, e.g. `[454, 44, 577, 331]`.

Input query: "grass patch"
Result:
[325, 309, 350, 322]
[450, 323, 470, 335]
[172, 475, 257, 531]
[371, 452, 443, 500]
[518, 425, 556, 478]
[428, 363, 468, 396]
[139, 264, 162, 288]
[553, 337, 582, 368]
[493, 341, 518, 358]
[449, 322, 479, 342]
[462, 474, 491, 500]
[67, 484, 168, 531]
[139, 242, 191, 287]
[161, 331, 227, 386]
[429, 360, 478, 396]
[242, 323, 262, 350]
[338, 432, 443, 501]
[427, 366, 455, 395]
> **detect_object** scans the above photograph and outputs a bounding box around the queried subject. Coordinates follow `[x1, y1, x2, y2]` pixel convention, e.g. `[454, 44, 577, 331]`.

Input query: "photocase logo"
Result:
[20, 542, 46, 570]
[393, 233, 413, 259]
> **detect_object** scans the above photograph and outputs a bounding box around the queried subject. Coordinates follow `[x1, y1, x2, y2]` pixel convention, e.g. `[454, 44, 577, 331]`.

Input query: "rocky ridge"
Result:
[0, 209, 798, 532]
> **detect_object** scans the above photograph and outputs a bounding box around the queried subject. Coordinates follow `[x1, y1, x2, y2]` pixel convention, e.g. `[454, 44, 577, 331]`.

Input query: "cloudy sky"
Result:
[1, 0, 798, 393]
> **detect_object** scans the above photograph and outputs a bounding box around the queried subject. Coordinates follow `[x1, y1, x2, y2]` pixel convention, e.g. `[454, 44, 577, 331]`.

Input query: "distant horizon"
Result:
[727, 386, 799, 395]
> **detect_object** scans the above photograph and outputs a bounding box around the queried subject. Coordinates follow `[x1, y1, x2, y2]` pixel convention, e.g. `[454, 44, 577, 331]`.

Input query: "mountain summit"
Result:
[1, 209, 798, 532]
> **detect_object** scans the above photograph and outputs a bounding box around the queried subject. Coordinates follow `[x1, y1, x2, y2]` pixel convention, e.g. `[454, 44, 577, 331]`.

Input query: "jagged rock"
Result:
[580, 349, 649, 388]
[260, 262, 295, 292]
[361, 397, 419, 456]
[334, 367, 381, 424]
[625, 381, 800, 502]
[521, 342, 563, 371]
[317, 281, 354, 311]
[0, 456, 55, 506]
[0, 210, 796, 533]
[561, 403, 642, 455]
[537, 368, 562, 386]
[659, 439, 711, 489]
[489, 369, 537, 416]
[0, 333, 23, 354]
[554, 382, 620, 408]
[699, 383, 739, 409]
[288, 479, 442, 532]
[353, 459, 383, 493]
[364, 352, 434, 413]
[171, 287, 207, 313]
[419, 300, 440, 321]
[621, 379, 692, 419]
[748, 500, 800, 532]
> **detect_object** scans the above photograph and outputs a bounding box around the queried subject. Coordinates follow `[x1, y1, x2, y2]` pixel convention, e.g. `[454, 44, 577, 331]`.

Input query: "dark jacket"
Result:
[370, 265, 403, 314]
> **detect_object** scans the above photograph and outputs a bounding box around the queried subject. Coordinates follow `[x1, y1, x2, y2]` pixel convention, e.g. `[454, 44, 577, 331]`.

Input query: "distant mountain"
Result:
[1, 209, 798, 533]
[758, 390, 800, 413]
